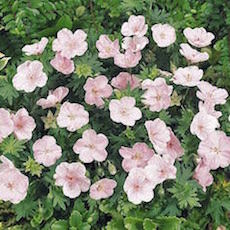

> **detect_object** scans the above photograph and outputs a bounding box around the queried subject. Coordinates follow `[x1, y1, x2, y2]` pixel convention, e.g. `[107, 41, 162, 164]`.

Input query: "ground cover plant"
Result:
[0, 1, 230, 229]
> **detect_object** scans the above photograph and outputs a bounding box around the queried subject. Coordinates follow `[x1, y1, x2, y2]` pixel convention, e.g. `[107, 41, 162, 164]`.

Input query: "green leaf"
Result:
[69, 210, 82, 228]
[56, 14, 73, 30]
[0, 57, 10, 71]
[143, 218, 157, 230]
[124, 217, 143, 230]
[155, 216, 181, 230]
[51, 220, 69, 230]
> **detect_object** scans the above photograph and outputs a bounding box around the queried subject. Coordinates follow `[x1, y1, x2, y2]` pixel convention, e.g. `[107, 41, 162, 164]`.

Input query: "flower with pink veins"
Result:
[50, 52, 75, 75]
[145, 118, 170, 150]
[52, 28, 88, 59]
[37, 86, 69, 109]
[83, 75, 113, 107]
[33, 135, 62, 167]
[0, 108, 14, 143]
[111, 72, 140, 91]
[96, 35, 120, 59]
[12, 108, 36, 140]
[183, 27, 215, 48]
[179, 43, 209, 63]
[90, 178, 117, 200]
[198, 131, 230, 170]
[119, 142, 155, 172]
[0, 156, 29, 204]
[114, 49, 142, 68]
[73, 129, 109, 163]
[151, 23, 176, 47]
[57, 102, 89, 132]
[172, 66, 203, 87]
[122, 36, 149, 52]
[109, 96, 142, 126]
[22, 37, 48, 56]
[13, 60, 48, 93]
[123, 167, 154, 205]
[121, 15, 148, 37]
[198, 101, 222, 119]
[54, 162, 90, 198]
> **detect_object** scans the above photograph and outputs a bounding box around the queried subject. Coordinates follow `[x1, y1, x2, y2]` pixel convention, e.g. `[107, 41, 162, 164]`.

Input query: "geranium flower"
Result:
[198, 101, 222, 119]
[109, 96, 142, 126]
[73, 129, 108, 163]
[54, 162, 90, 198]
[89, 178, 117, 200]
[57, 102, 89, 132]
[122, 36, 149, 52]
[52, 28, 88, 59]
[33, 135, 62, 167]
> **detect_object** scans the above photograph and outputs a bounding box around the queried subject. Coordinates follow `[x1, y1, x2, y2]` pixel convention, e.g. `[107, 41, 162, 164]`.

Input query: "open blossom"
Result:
[54, 162, 90, 198]
[90, 178, 117, 200]
[111, 72, 140, 91]
[96, 35, 120, 59]
[33, 135, 62, 167]
[12, 108, 36, 140]
[50, 52, 74, 75]
[193, 158, 213, 192]
[0, 156, 29, 204]
[22, 37, 48, 56]
[197, 81, 228, 106]
[13, 60, 47, 93]
[141, 78, 173, 112]
[37, 86, 69, 109]
[57, 102, 89, 132]
[52, 28, 88, 59]
[0, 108, 14, 142]
[172, 66, 203, 87]
[83, 75, 113, 107]
[183, 27, 215, 48]
[190, 111, 219, 140]
[198, 131, 230, 170]
[124, 168, 154, 205]
[109, 96, 142, 126]
[121, 15, 148, 37]
[119, 142, 155, 172]
[114, 50, 141, 68]
[151, 23, 176, 47]
[145, 118, 170, 150]
[145, 154, 177, 187]
[198, 101, 222, 119]
[122, 36, 149, 52]
[73, 129, 108, 163]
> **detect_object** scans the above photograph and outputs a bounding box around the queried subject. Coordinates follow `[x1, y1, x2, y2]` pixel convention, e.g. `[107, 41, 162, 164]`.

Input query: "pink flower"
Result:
[197, 81, 228, 106]
[0, 156, 29, 204]
[52, 28, 88, 59]
[57, 102, 89, 132]
[54, 162, 90, 198]
[119, 142, 155, 172]
[145, 154, 177, 187]
[22, 37, 48, 56]
[50, 52, 74, 75]
[114, 50, 142, 68]
[0, 108, 14, 142]
[12, 108, 36, 140]
[96, 35, 120, 59]
[83, 75, 113, 107]
[121, 15, 148, 37]
[89, 178, 117, 200]
[123, 168, 154, 205]
[151, 24, 176, 47]
[111, 72, 140, 91]
[141, 78, 173, 112]
[37, 86, 69, 109]
[13, 60, 48, 93]
[109, 96, 142, 126]
[193, 158, 213, 192]
[198, 131, 230, 170]
[145, 118, 170, 150]
[122, 36, 149, 52]
[172, 66, 203, 87]
[198, 101, 222, 119]
[190, 111, 219, 140]
[179, 43, 209, 63]
[73, 129, 108, 163]
[33, 135, 62, 167]
[183, 27, 215, 48]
